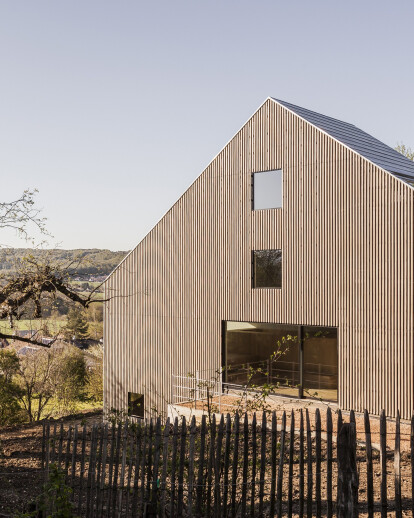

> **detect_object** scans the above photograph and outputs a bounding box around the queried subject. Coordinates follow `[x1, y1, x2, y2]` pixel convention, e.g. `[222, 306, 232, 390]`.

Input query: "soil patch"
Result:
[0, 408, 103, 516]
[179, 394, 412, 452]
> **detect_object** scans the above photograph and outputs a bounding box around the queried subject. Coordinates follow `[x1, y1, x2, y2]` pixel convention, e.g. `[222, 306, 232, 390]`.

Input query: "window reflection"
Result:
[224, 321, 338, 401]
[303, 327, 338, 401]
[253, 250, 282, 288]
[225, 321, 299, 398]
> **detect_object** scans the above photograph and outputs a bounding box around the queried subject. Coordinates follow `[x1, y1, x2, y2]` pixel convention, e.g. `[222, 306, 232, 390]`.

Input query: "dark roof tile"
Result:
[273, 99, 414, 181]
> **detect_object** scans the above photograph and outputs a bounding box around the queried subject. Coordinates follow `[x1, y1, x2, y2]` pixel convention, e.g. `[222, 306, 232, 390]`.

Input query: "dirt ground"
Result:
[177, 396, 414, 516]
[179, 393, 413, 452]
[0, 409, 103, 517]
[1, 399, 413, 517]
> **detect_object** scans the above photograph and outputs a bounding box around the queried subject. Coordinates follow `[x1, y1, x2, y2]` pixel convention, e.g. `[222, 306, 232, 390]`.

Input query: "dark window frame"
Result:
[128, 392, 144, 418]
[252, 249, 282, 289]
[221, 320, 338, 402]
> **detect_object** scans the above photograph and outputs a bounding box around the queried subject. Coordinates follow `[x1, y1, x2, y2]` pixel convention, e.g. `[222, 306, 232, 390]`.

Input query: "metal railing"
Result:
[172, 360, 338, 411]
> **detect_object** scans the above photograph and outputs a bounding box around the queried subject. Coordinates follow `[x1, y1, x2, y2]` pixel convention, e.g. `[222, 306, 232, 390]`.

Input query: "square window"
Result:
[253, 249, 282, 288]
[128, 392, 144, 418]
[253, 169, 283, 209]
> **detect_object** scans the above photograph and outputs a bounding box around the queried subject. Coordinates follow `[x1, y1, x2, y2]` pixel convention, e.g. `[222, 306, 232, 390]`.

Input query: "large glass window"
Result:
[253, 250, 282, 288]
[253, 169, 283, 209]
[224, 322, 299, 398]
[223, 321, 337, 401]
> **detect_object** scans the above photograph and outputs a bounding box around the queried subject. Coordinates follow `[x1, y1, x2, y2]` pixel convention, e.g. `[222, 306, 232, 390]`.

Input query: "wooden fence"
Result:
[42, 408, 414, 517]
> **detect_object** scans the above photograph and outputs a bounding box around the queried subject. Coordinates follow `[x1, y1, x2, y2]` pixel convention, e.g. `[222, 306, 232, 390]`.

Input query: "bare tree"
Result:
[16, 348, 58, 422]
[0, 189, 105, 346]
[0, 189, 46, 241]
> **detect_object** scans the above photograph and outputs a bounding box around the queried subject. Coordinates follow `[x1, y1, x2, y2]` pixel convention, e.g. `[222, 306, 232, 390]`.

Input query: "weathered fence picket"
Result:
[222, 413, 231, 517]
[250, 412, 257, 517]
[140, 422, 149, 517]
[170, 418, 178, 518]
[206, 414, 215, 517]
[299, 409, 304, 518]
[124, 434, 134, 517]
[177, 417, 187, 517]
[106, 423, 116, 517]
[337, 422, 358, 518]
[57, 422, 64, 467]
[116, 422, 128, 518]
[213, 414, 223, 517]
[241, 413, 249, 517]
[230, 411, 239, 518]
[145, 420, 155, 508]
[97, 424, 108, 517]
[315, 408, 321, 518]
[132, 425, 142, 516]
[305, 409, 312, 518]
[187, 415, 196, 516]
[277, 410, 286, 518]
[259, 411, 266, 516]
[64, 425, 72, 478]
[44, 421, 50, 481]
[380, 409, 387, 518]
[395, 410, 402, 518]
[78, 424, 87, 517]
[50, 422, 57, 464]
[70, 425, 78, 490]
[110, 422, 122, 516]
[363, 410, 373, 518]
[86, 424, 97, 518]
[269, 411, 277, 518]
[41, 407, 414, 517]
[160, 417, 170, 518]
[326, 407, 333, 518]
[195, 415, 206, 518]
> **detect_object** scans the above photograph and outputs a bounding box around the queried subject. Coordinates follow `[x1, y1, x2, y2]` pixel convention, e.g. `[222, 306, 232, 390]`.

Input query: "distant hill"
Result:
[0, 248, 129, 277]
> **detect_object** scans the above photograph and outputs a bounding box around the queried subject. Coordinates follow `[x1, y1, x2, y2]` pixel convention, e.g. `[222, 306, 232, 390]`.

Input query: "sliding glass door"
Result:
[223, 321, 338, 401]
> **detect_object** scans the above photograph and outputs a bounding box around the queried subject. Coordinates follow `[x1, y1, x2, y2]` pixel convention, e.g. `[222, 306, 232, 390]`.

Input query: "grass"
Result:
[40, 398, 103, 419]
[0, 318, 67, 334]
[0, 316, 102, 339]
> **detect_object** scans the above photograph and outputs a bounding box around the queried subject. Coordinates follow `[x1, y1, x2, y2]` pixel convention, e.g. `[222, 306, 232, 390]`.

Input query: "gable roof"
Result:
[272, 98, 414, 182]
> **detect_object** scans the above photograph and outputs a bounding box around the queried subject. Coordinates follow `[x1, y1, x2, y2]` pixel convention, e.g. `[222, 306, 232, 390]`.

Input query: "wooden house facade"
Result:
[104, 98, 414, 419]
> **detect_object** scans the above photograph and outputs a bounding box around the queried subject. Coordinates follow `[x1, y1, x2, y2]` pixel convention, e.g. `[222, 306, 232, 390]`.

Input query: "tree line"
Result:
[0, 343, 103, 425]
[0, 248, 128, 277]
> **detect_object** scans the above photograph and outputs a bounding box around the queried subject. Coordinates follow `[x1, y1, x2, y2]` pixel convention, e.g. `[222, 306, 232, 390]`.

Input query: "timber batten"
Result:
[104, 98, 414, 419]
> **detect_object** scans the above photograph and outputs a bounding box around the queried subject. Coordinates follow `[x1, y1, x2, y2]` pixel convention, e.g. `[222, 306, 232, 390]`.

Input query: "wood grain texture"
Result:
[104, 98, 414, 419]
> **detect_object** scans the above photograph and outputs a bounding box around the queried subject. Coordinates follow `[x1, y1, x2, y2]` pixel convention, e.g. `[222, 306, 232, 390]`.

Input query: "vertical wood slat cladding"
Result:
[104, 99, 414, 419]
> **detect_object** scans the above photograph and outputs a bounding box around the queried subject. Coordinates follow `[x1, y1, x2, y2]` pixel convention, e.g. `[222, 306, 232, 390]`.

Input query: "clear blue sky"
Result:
[1, 1, 413, 251]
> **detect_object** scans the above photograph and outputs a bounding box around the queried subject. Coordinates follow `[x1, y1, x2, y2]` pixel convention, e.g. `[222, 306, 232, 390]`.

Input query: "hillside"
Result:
[0, 248, 128, 277]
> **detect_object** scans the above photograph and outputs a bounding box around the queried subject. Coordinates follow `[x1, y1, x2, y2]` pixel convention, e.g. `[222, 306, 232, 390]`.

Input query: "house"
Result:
[14, 329, 39, 340]
[104, 98, 414, 419]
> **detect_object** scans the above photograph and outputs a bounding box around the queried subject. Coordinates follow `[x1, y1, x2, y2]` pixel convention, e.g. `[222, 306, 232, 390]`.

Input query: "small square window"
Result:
[128, 392, 144, 418]
[253, 169, 283, 209]
[253, 250, 282, 288]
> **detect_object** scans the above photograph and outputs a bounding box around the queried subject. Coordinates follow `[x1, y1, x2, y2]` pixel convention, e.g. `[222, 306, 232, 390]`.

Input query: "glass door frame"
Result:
[221, 320, 338, 402]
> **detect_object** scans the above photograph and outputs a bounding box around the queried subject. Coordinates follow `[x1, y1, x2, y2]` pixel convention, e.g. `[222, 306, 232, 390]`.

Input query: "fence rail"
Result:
[42, 408, 414, 517]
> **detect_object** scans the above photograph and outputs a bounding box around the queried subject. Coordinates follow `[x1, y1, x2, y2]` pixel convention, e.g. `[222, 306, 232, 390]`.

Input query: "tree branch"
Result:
[0, 331, 53, 348]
